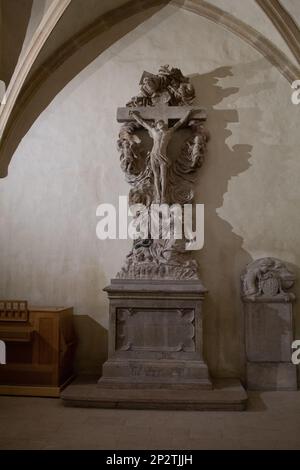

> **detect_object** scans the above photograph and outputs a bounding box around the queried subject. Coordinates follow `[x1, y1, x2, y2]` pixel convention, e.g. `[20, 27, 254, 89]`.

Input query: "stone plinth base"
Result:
[98, 279, 212, 390]
[247, 362, 297, 391]
[99, 360, 211, 389]
[243, 297, 297, 391]
[61, 376, 247, 411]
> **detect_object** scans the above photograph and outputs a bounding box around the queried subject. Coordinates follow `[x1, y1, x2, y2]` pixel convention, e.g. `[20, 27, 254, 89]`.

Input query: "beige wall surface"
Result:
[205, 0, 297, 65]
[0, 4, 299, 378]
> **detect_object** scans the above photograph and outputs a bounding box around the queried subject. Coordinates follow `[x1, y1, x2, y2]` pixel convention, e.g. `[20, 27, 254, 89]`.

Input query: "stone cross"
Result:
[117, 104, 207, 125]
[117, 104, 206, 205]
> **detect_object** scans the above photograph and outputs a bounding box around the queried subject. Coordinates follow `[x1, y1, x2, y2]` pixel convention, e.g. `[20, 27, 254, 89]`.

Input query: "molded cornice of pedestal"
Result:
[104, 279, 208, 298]
[242, 293, 295, 303]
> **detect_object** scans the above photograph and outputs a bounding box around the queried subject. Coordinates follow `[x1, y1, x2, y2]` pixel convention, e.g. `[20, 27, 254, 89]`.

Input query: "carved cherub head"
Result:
[241, 257, 295, 299]
[141, 76, 159, 96]
[259, 258, 274, 274]
[188, 120, 210, 139]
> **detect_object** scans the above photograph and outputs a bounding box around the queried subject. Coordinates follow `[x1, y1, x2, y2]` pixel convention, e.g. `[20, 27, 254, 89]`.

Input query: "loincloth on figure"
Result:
[149, 151, 171, 167]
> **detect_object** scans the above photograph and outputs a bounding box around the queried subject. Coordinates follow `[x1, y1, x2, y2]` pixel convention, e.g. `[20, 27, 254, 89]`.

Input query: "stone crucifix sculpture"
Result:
[129, 109, 192, 203]
[116, 66, 209, 280]
[117, 105, 206, 204]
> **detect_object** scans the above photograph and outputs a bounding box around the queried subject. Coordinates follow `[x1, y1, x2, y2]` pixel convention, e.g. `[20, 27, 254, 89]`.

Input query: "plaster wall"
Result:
[0, 5, 299, 378]
[205, 0, 297, 65]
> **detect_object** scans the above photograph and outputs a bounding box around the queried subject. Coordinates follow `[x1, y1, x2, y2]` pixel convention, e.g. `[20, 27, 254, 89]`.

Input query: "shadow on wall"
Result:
[190, 67, 253, 381]
[73, 315, 108, 375]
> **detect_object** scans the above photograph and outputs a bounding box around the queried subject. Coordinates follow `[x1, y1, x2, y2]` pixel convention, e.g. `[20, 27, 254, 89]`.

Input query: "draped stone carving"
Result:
[116, 66, 209, 280]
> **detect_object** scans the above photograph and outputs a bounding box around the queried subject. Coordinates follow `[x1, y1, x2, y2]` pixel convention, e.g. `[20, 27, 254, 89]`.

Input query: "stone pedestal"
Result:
[98, 279, 212, 390]
[242, 257, 297, 391]
[62, 280, 247, 409]
[61, 280, 247, 410]
[244, 297, 297, 390]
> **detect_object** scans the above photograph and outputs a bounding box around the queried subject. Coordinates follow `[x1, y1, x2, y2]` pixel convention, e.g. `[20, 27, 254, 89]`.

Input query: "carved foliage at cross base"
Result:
[117, 239, 199, 280]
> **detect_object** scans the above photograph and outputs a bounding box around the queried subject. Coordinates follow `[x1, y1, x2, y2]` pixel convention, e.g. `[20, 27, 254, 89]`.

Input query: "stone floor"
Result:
[0, 391, 300, 449]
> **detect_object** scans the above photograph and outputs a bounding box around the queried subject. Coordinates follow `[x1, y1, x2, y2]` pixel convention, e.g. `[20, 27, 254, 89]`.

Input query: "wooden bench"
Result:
[0, 301, 76, 397]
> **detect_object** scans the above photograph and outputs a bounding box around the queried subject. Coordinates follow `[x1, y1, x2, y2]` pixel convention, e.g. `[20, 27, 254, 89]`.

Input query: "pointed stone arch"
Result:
[0, 0, 299, 177]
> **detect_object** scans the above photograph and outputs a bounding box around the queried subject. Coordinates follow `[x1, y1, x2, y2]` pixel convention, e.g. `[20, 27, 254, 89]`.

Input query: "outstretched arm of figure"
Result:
[129, 110, 152, 132]
[172, 109, 193, 132]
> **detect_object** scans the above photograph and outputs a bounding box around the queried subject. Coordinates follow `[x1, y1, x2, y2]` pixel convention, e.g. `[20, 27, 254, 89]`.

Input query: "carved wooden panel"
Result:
[0, 300, 28, 322]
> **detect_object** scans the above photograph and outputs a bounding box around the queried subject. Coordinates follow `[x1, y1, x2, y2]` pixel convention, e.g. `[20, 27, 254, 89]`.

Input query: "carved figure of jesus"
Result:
[129, 109, 192, 203]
